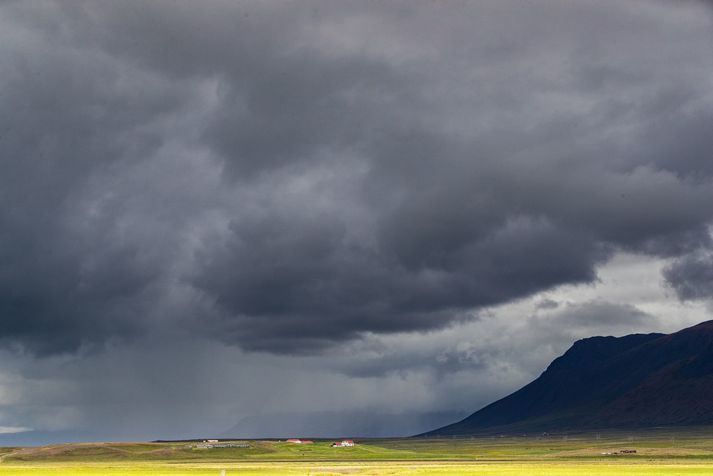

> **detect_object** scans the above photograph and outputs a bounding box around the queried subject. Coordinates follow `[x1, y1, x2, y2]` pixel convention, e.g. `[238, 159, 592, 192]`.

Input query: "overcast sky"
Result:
[1, 0, 713, 443]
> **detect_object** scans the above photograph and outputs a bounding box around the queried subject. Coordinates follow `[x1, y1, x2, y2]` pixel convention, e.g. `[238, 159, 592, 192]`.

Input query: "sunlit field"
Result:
[3, 462, 713, 475]
[5, 429, 713, 474]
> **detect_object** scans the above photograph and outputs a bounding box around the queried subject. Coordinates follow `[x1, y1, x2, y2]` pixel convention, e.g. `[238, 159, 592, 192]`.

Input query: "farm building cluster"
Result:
[285, 438, 355, 447]
[601, 449, 637, 455]
[192, 440, 250, 449]
[331, 440, 355, 447]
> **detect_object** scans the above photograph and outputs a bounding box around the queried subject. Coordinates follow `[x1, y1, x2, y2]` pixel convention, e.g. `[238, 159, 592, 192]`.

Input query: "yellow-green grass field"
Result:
[5, 429, 713, 474]
[3, 462, 713, 475]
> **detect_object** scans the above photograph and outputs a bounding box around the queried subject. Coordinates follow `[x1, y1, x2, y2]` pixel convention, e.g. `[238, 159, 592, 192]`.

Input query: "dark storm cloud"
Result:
[0, 6, 192, 353]
[1, 0, 713, 355]
[664, 250, 713, 300]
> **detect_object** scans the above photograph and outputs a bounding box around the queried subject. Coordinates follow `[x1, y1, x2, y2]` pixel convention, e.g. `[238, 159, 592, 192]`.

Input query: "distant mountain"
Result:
[423, 320, 713, 436]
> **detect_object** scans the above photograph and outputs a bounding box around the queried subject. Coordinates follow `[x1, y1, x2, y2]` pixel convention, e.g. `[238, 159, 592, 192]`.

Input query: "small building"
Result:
[204, 439, 219, 443]
[287, 438, 313, 444]
[193, 442, 250, 449]
[331, 439, 355, 447]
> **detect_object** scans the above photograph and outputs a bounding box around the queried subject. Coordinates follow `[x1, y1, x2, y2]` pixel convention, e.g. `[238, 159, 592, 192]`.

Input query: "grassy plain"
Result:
[3, 462, 713, 475]
[4, 429, 713, 474]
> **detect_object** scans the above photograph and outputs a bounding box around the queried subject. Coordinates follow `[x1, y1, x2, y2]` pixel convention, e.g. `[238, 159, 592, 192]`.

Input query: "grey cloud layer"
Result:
[2, 0, 713, 355]
[665, 250, 713, 300]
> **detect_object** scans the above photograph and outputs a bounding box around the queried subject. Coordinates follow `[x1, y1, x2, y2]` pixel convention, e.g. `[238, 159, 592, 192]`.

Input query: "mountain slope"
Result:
[424, 321, 713, 436]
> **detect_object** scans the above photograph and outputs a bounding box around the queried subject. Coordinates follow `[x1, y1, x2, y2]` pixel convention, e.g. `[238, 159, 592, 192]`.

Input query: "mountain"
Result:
[423, 320, 713, 436]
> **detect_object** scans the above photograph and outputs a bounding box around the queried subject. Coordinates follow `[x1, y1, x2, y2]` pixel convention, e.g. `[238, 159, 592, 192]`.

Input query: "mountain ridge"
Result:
[422, 321, 713, 436]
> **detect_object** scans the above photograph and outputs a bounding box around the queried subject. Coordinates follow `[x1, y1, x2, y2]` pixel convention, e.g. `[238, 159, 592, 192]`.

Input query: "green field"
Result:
[3, 462, 713, 475]
[4, 429, 713, 474]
